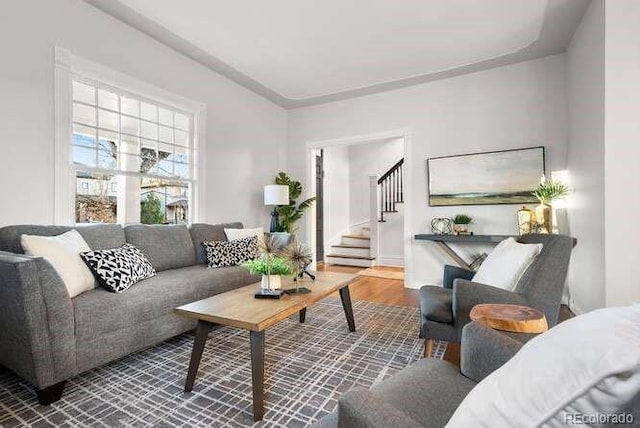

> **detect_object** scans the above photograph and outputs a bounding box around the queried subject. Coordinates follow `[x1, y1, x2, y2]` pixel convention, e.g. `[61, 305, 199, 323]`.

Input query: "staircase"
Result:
[324, 231, 375, 267]
[323, 159, 404, 267]
[378, 158, 404, 222]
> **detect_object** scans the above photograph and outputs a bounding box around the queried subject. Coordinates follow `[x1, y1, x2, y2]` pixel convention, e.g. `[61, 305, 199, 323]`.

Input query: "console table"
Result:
[414, 234, 514, 270]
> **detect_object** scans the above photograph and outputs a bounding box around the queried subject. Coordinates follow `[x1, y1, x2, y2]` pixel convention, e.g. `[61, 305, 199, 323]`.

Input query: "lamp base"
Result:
[269, 208, 279, 233]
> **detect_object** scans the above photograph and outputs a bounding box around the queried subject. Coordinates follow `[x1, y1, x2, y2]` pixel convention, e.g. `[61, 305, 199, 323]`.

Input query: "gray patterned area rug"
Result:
[0, 298, 445, 427]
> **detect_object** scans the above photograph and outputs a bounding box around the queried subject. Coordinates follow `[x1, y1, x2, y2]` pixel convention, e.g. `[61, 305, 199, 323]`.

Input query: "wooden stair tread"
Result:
[342, 234, 370, 240]
[325, 254, 375, 260]
[332, 244, 370, 249]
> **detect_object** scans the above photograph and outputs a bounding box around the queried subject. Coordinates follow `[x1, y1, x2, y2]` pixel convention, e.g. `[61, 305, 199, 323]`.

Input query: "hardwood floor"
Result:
[318, 263, 419, 308]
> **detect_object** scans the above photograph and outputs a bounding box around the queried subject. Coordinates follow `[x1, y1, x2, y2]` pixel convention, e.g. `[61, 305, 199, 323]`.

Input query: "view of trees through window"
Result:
[71, 79, 194, 224]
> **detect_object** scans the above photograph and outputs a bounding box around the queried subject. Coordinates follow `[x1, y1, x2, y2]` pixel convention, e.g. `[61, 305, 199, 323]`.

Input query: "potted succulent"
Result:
[243, 256, 292, 290]
[452, 214, 473, 234]
[532, 179, 570, 234]
[243, 235, 293, 290]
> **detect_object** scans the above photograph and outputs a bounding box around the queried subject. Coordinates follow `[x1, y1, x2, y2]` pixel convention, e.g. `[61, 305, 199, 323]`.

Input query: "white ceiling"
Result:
[85, 0, 590, 108]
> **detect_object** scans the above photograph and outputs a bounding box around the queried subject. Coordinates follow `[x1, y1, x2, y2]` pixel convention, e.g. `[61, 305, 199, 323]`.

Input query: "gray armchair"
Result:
[419, 234, 574, 357]
[312, 322, 527, 428]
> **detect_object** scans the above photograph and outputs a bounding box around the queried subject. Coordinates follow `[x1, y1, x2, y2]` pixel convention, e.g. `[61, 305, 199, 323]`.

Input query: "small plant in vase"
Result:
[243, 256, 293, 290]
[532, 179, 570, 234]
[452, 214, 473, 235]
[281, 242, 314, 294]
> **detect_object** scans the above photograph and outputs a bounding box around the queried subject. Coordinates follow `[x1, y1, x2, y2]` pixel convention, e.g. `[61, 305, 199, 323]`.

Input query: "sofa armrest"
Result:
[338, 388, 422, 428]
[0, 251, 76, 388]
[443, 265, 475, 289]
[452, 279, 528, 329]
[460, 321, 525, 383]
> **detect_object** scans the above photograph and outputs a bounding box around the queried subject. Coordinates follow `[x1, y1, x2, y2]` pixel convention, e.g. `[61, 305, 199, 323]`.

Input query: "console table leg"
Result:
[299, 307, 307, 323]
[339, 285, 356, 332]
[250, 330, 265, 422]
[184, 320, 212, 392]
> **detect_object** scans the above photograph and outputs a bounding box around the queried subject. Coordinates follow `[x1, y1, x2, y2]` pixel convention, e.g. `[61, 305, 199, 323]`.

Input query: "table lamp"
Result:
[264, 185, 289, 232]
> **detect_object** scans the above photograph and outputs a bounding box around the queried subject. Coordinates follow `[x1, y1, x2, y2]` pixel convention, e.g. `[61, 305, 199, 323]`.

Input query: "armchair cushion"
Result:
[471, 237, 542, 290]
[448, 305, 640, 427]
[420, 285, 453, 323]
[443, 265, 474, 289]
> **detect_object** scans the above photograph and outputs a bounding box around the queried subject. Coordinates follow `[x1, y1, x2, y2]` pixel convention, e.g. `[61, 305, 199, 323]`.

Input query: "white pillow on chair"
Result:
[471, 237, 542, 290]
[447, 304, 640, 427]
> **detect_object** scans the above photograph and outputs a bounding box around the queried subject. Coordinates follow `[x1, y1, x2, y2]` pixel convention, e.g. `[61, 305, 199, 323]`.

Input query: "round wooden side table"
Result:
[470, 303, 548, 333]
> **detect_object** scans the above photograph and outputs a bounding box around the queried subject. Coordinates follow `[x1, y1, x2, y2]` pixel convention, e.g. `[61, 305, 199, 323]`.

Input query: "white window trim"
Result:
[54, 46, 206, 225]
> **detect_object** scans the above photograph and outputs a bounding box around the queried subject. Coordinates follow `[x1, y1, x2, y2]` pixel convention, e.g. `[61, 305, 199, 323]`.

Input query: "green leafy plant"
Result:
[532, 179, 570, 204]
[243, 256, 293, 276]
[452, 214, 472, 225]
[140, 193, 165, 224]
[274, 172, 316, 233]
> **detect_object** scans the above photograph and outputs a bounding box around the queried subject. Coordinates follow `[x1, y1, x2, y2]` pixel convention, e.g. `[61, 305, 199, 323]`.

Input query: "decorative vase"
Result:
[534, 203, 552, 234]
[261, 274, 282, 290]
[517, 206, 534, 235]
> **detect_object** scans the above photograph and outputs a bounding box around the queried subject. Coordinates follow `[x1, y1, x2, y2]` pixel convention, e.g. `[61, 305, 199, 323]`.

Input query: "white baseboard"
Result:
[569, 300, 584, 316]
[377, 256, 404, 267]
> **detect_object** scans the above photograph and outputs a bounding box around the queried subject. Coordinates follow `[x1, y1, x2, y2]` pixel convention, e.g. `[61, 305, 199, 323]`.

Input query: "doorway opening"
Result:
[305, 130, 412, 284]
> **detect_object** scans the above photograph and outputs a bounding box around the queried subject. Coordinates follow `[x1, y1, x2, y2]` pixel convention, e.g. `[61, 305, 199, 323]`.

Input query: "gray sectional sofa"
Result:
[0, 222, 259, 404]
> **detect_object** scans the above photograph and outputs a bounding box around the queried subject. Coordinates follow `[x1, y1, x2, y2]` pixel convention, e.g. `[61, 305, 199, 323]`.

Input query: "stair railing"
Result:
[377, 158, 404, 222]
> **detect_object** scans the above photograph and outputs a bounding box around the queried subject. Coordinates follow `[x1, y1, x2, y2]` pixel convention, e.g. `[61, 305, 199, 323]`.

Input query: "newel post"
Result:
[369, 175, 379, 262]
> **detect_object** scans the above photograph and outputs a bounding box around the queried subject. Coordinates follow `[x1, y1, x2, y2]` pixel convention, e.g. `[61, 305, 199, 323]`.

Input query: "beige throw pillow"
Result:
[21, 230, 97, 298]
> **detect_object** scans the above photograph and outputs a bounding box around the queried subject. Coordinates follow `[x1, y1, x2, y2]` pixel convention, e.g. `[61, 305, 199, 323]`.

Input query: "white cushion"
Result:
[447, 305, 640, 427]
[21, 230, 97, 298]
[224, 227, 264, 241]
[471, 237, 542, 290]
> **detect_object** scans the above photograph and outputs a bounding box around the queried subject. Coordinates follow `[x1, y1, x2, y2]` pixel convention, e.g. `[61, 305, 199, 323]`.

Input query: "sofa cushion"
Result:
[420, 285, 453, 323]
[448, 305, 640, 427]
[72, 264, 258, 340]
[189, 222, 243, 265]
[0, 224, 125, 254]
[80, 244, 156, 293]
[21, 230, 97, 298]
[124, 224, 195, 272]
[370, 358, 476, 427]
[202, 235, 259, 268]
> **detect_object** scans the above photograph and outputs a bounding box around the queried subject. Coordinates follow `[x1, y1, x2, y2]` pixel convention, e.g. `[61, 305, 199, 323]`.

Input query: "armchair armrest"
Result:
[452, 279, 528, 328]
[442, 265, 474, 289]
[338, 388, 422, 428]
[460, 321, 525, 383]
[0, 251, 76, 389]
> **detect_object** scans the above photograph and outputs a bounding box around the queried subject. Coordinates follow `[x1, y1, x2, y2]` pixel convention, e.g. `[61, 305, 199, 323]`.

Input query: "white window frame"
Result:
[54, 46, 206, 225]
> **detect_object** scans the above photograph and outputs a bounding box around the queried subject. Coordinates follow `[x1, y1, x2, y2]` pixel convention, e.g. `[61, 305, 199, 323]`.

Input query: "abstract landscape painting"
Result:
[427, 147, 545, 206]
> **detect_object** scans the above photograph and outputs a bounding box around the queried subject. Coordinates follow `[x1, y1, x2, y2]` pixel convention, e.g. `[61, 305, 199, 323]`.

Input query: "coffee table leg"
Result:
[339, 285, 356, 332]
[250, 330, 265, 422]
[184, 320, 212, 392]
[299, 308, 307, 323]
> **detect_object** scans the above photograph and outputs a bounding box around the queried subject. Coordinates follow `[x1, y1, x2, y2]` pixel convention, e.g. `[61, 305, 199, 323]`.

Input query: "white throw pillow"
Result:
[447, 305, 640, 427]
[21, 230, 97, 298]
[471, 237, 542, 290]
[224, 227, 264, 241]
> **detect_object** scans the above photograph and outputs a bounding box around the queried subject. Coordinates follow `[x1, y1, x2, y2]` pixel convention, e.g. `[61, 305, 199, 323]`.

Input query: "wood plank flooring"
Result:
[319, 264, 419, 308]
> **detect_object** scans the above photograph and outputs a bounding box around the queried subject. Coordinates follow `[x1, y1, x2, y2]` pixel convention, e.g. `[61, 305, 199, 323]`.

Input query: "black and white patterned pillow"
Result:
[80, 243, 156, 293]
[202, 235, 258, 268]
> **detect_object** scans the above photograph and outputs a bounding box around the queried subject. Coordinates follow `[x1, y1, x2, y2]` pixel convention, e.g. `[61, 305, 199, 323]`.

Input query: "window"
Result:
[55, 48, 205, 225]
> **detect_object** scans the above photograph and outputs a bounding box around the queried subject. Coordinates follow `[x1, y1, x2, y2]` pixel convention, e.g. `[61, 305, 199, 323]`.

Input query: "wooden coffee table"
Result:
[174, 271, 357, 421]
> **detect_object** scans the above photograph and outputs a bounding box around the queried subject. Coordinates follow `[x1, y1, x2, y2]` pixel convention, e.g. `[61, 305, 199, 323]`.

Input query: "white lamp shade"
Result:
[264, 185, 289, 206]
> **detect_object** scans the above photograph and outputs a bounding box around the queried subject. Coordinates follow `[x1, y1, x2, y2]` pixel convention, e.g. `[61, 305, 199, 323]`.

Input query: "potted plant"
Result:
[274, 172, 316, 234]
[243, 256, 293, 290]
[452, 214, 473, 234]
[532, 179, 570, 234]
[281, 242, 315, 293]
